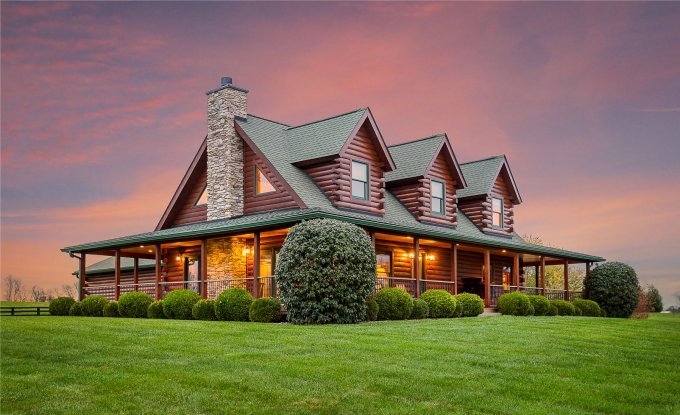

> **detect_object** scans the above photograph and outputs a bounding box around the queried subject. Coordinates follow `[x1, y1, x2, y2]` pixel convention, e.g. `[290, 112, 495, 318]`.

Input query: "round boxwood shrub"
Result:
[118, 291, 153, 318]
[148, 300, 166, 319]
[192, 299, 216, 321]
[528, 295, 551, 316]
[215, 288, 254, 321]
[547, 304, 558, 316]
[497, 291, 534, 316]
[49, 296, 76, 316]
[411, 299, 429, 319]
[419, 289, 457, 318]
[80, 295, 109, 317]
[103, 301, 120, 317]
[573, 306, 582, 316]
[587, 262, 639, 318]
[365, 299, 379, 322]
[276, 219, 376, 324]
[454, 293, 484, 317]
[69, 302, 83, 316]
[375, 288, 413, 320]
[163, 289, 201, 320]
[249, 298, 281, 323]
[573, 299, 601, 317]
[550, 299, 576, 316]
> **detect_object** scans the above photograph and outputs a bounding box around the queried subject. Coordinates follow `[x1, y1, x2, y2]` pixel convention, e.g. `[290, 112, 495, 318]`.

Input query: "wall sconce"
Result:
[428, 254, 435, 261]
[408, 252, 415, 259]
[176, 254, 182, 261]
[502, 249, 507, 253]
[243, 247, 251, 256]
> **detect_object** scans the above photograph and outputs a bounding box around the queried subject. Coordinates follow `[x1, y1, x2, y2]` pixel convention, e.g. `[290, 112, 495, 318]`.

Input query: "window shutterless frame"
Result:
[194, 184, 208, 206]
[254, 165, 276, 195]
[351, 160, 370, 200]
[491, 197, 504, 228]
[430, 179, 445, 215]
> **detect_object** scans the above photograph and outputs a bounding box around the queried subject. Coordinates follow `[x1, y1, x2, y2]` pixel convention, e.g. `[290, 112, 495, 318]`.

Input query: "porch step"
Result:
[480, 307, 500, 317]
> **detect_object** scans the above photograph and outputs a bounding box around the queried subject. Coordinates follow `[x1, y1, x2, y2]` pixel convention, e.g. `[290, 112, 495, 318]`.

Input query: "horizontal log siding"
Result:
[491, 254, 513, 285]
[458, 172, 514, 236]
[86, 269, 156, 286]
[423, 246, 452, 281]
[166, 160, 207, 228]
[243, 142, 298, 214]
[245, 233, 286, 278]
[419, 151, 458, 227]
[457, 250, 483, 280]
[375, 239, 413, 280]
[388, 182, 420, 218]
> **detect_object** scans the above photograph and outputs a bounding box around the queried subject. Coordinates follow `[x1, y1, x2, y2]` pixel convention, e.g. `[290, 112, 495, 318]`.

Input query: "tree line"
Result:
[3, 275, 77, 302]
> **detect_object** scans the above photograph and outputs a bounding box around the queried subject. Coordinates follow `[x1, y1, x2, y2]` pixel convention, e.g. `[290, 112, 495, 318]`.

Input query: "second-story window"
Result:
[492, 197, 503, 228]
[351, 160, 369, 200]
[431, 180, 445, 215]
[195, 185, 208, 206]
[255, 166, 276, 195]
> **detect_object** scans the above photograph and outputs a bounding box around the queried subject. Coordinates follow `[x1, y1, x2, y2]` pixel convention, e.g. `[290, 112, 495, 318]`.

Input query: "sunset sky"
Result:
[2, 2, 679, 306]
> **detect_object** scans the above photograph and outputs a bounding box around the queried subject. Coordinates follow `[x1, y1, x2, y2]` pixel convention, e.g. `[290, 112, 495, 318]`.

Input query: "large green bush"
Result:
[49, 297, 76, 316]
[276, 219, 376, 324]
[215, 288, 254, 321]
[192, 299, 216, 321]
[103, 301, 120, 317]
[375, 288, 413, 320]
[547, 304, 558, 316]
[118, 291, 153, 318]
[586, 262, 639, 318]
[81, 295, 109, 317]
[411, 299, 429, 319]
[147, 300, 166, 319]
[572, 299, 601, 317]
[550, 299, 576, 316]
[163, 289, 201, 320]
[419, 289, 457, 318]
[69, 302, 83, 316]
[454, 293, 484, 317]
[249, 298, 281, 323]
[497, 291, 533, 316]
[528, 295, 551, 316]
[365, 299, 379, 322]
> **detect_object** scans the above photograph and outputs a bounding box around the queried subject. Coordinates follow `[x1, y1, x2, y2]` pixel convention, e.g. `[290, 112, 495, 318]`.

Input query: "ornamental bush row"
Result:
[496, 292, 603, 317]
[372, 287, 485, 320]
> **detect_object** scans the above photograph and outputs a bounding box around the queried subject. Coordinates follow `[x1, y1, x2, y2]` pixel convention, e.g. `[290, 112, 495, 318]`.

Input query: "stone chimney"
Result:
[206, 77, 248, 220]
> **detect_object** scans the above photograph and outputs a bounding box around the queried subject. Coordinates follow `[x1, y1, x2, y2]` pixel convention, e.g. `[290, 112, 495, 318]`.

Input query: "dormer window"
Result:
[195, 185, 208, 206]
[431, 179, 445, 215]
[351, 160, 369, 200]
[492, 197, 503, 228]
[255, 166, 275, 195]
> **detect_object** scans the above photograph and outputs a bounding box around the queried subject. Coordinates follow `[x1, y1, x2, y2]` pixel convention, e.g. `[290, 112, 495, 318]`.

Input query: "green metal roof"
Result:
[384, 135, 445, 182]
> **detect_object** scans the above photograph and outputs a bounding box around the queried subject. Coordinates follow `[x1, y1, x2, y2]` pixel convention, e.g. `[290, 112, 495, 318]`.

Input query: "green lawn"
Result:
[1, 315, 679, 415]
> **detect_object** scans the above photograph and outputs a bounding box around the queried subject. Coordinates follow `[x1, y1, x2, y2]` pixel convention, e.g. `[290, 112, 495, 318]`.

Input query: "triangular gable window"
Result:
[195, 185, 208, 206]
[255, 167, 276, 194]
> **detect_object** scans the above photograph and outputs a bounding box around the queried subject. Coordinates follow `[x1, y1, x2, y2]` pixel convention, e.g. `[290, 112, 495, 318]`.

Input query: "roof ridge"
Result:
[285, 107, 367, 130]
[388, 133, 445, 148]
[246, 114, 290, 127]
[460, 154, 505, 165]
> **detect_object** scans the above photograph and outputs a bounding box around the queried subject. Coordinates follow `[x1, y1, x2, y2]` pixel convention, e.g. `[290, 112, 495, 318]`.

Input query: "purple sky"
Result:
[2, 2, 679, 306]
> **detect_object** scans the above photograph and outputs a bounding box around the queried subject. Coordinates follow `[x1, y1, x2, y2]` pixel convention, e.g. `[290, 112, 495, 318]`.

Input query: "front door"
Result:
[184, 256, 201, 294]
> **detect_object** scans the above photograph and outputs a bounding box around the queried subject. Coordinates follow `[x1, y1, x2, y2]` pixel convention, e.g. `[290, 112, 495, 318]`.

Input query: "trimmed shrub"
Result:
[103, 301, 120, 317]
[528, 295, 551, 316]
[547, 304, 558, 316]
[215, 288, 254, 321]
[49, 297, 76, 316]
[365, 299, 379, 322]
[118, 291, 153, 318]
[375, 288, 413, 320]
[411, 299, 429, 319]
[192, 299, 216, 321]
[550, 299, 576, 316]
[420, 289, 457, 318]
[573, 306, 582, 316]
[572, 299, 602, 317]
[454, 293, 484, 317]
[249, 298, 281, 323]
[497, 291, 533, 316]
[586, 262, 639, 318]
[148, 300, 166, 319]
[163, 289, 201, 320]
[81, 295, 109, 317]
[69, 302, 83, 316]
[276, 219, 376, 324]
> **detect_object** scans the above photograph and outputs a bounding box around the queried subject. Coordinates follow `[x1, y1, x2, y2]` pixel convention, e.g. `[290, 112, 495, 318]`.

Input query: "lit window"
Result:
[492, 197, 503, 227]
[351, 161, 369, 200]
[255, 167, 275, 194]
[376, 252, 392, 278]
[431, 180, 445, 214]
[195, 185, 208, 206]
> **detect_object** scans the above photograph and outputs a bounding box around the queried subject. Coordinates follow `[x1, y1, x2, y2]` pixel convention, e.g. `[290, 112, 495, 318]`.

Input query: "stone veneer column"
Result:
[206, 77, 248, 220]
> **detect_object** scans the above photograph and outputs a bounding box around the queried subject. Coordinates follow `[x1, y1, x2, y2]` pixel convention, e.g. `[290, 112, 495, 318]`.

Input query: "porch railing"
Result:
[375, 277, 416, 296]
[420, 279, 456, 294]
[119, 283, 156, 297]
[206, 278, 253, 300]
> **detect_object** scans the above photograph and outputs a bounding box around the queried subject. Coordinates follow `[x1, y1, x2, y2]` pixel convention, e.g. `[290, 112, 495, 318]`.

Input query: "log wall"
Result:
[165, 159, 208, 228]
[243, 142, 298, 214]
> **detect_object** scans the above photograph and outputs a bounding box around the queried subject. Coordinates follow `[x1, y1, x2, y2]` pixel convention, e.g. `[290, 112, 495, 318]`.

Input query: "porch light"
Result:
[176, 254, 182, 261]
[243, 247, 251, 255]
[428, 254, 435, 261]
[140, 245, 144, 248]
[408, 252, 415, 259]
[147, 249, 152, 253]
[502, 249, 507, 253]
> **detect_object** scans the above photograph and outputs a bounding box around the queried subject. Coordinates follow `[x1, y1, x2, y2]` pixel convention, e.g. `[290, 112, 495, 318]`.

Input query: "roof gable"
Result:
[458, 155, 522, 203]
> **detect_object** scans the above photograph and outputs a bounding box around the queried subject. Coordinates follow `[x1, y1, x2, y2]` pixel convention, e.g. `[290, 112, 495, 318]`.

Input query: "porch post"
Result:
[584, 261, 591, 298]
[133, 258, 139, 291]
[513, 254, 520, 291]
[413, 237, 420, 297]
[200, 239, 207, 299]
[155, 244, 162, 300]
[563, 260, 569, 301]
[484, 249, 491, 307]
[253, 232, 260, 298]
[451, 243, 458, 294]
[540, 256, 546, 295]
[79, 253, 86, 301]
[114, 249, 121, 300]
[534, 265, 539, 288]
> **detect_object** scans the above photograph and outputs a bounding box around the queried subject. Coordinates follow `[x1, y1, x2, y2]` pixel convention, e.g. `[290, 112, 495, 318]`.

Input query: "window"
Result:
[431, 180, 445, 215]
[351, 160, 369, 200]
[502, 266, 512, 292]
[492, 197, 503, 228]
[376, 252, 392, 278]
[255, 166, 275, 194]
[195, 185, 208, 206]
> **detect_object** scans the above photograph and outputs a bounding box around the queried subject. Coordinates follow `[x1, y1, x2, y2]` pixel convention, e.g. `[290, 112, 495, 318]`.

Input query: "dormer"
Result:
[385, 134, 466, 227]
[291, 108, 396, 215]
[457, 155, 522, 237]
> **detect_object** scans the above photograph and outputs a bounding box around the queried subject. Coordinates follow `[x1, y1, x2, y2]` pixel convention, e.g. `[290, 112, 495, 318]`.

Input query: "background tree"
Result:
[61, 283, 77, 299]
[645, 285, 663, 312]
[3, 275, 27, 302]
[521, 234, 585, 291]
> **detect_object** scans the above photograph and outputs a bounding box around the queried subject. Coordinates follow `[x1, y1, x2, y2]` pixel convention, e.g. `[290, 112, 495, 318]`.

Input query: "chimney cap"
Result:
[206, 77, 249, 95]
[221, 77, 233, 86]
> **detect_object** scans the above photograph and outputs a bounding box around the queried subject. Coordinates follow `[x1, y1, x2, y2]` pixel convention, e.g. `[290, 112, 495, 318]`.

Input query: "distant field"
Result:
[1, 314, 679, 414]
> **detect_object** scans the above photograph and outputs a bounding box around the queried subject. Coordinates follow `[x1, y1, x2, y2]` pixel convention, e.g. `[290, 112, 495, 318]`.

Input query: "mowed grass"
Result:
[1, 315, 679, 415]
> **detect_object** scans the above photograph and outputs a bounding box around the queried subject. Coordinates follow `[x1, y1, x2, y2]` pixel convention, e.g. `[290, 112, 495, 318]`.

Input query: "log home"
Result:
[62, 77, 604, 307]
